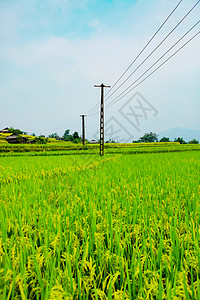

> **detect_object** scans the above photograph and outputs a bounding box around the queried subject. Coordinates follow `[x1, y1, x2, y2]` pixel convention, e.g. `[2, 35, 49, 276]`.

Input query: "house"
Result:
[1, 127, 11, 133]
[5, 134, 28, 144]
[90, 139, 99, 144]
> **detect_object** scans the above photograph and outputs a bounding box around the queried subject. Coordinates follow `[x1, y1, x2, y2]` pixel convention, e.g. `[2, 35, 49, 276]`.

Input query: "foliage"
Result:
[72, 131, 81, 142]
[108, 138, 116, 143]
[0, 151, 200, 299]
[33, 136, 48, 144]
[8, 127, 23, 135]
[159, 137, 170, 142]
[138, 132, 158, 143]
[62, 130, 81, 143]
[48, 133, 60, 140]
[62, 129, 70, 141]
[48, 130, 81, 143]
[188, 139, 199, 144]
[132, 140, 140, 143]
[174, 137, 187, 144]
[73, 138, 81, 144]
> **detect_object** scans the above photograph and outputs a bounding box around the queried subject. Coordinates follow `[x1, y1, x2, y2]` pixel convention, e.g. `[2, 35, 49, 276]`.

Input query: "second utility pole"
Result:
[94, 83, 111, 156]
[80, 114, 86, 145]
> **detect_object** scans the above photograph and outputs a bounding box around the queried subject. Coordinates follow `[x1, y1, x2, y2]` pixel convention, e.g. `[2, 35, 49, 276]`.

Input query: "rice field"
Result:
[0, 142, 200, 157]
[0, 151, 200, 299]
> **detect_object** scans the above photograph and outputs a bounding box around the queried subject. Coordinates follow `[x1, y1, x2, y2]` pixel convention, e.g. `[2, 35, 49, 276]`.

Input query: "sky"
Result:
[0, 0, 200, 141]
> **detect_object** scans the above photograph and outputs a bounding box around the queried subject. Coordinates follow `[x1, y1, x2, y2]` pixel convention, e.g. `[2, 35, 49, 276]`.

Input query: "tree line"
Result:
[5, 127, 199, 144]
[132, 132, 199, 144]
[48, 130, 81, 143]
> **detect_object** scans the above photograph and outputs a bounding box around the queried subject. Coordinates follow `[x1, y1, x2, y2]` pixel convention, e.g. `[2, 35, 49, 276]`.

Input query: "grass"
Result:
[0, 151, 200, 299]
[0, 142, 200, 156]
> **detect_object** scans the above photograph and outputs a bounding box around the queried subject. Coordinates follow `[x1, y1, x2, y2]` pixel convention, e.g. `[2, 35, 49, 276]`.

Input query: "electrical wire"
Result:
[90, 0, 200, 116]
[86, 0, 184, 116]
[104, 0, 184, 98]
[105, 20, 200, 109]
[104, 0, 200, 102]
[105, 30, 200, 109]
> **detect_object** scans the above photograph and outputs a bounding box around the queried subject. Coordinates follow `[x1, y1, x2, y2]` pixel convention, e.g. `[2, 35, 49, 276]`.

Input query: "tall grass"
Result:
[0, 151, 199, 299]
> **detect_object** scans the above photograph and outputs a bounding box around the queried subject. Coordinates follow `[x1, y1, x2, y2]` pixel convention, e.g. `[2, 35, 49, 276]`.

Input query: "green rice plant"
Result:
[0, 151, 199, 299]
[0, 141, 200, 155]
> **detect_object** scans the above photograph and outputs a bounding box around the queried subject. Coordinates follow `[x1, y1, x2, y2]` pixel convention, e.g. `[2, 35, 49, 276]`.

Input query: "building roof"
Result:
[90, 139, 99, 144]
[5, 134, 18, 139]
[1, 127, 10, 133]
[5, 134, 28, 140]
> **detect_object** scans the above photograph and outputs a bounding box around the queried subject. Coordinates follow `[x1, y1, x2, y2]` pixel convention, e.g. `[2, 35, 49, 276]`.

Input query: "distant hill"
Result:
[158, 127, 200, 142]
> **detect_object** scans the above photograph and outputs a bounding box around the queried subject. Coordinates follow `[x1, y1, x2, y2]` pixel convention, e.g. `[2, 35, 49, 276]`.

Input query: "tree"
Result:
[9, 127, 23, 135]
[72, 131, 81, 143]
[62, 129, 73, 141]
[48, 133, 60, 140]
[139, 132, 158, 143]
[109, 138, 116, 143]
[188, 139, 199, 144]
[159, 137, 170, 142]
[63, 129, 70, 140]
[174, 137, 186, 144]
[34, 136, 47, 144]
[62, 130, 81, 143]
[132, 140, 140, 143]
[72, 131, 79, 140]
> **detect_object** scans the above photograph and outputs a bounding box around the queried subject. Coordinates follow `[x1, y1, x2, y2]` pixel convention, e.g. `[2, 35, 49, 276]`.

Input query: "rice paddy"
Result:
[0, 150, 200, 299]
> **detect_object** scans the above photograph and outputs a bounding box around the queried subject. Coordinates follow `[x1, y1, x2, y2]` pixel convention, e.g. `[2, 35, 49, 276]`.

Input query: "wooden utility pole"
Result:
[80, 115, 86, 145]
[94, 83, 111, 156]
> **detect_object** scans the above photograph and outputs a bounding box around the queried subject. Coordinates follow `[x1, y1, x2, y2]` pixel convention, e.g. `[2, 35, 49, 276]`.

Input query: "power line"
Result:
[106, 30, 200, 110]
[104, 0, 200, 103]
[104, 0, 184, 98]
[89, 0, 200, 116]
[86, 0, 184, 116]
[105, 20, 200, 108]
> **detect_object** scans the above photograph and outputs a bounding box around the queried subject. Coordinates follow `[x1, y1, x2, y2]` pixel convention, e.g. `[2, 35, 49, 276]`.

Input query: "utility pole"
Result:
[94, 83, 111, 156]
[80, 115, 86, 145]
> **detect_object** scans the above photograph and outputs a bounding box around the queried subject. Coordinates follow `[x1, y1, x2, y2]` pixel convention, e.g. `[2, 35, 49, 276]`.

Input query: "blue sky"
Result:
[0, 0, 153, 40]
[0, 0, 200, 140]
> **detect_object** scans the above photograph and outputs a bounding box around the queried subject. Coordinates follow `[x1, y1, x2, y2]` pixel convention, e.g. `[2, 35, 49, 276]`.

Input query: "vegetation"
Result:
[0, 142, 200, 156]
[48, 133, 61, 140]
[135, 132, 159, 143]
[33, 136, 48, 144]
[174, 137, 187, 144]
[1, 128, 199, 145]
[159, 137, 170, 142]
[133, 132, 199, 144]
[48, 130, 81, 143]
[8, 127, 24, 135]
[188, 139, 199, 144]
[0, 151, 200, 299]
